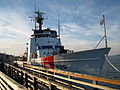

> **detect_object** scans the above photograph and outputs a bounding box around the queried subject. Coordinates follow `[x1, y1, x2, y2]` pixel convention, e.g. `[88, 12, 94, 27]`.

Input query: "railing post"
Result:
[11, 67, 13, 78]
[33, 77, 37, 90]
[16, 70, 19, 82]
[68, 75, 72, 87]
[12, 68, 15, 79]
[10, 66, 12, 77]
[20, 71, 24, 85]
[4, 64, 7, 73]
[14, 68, 17, 79]
[25, 73, 28, 88]
[0, 62, 4, 72]
[93, 80, 98, 90]
[9, 65, 11, 77]
[48, 82, 52, 90]
[2, 63, 5, 73]
[48, 81, 57, 90]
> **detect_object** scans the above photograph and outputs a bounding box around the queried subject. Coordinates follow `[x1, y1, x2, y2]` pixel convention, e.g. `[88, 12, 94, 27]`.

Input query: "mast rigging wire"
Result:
[105, 56, 120, 73]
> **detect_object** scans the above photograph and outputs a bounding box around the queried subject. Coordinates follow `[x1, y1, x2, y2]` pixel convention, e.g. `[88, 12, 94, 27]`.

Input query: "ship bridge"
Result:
[31, 28, 58, 38]
[27, 11, 64, 62]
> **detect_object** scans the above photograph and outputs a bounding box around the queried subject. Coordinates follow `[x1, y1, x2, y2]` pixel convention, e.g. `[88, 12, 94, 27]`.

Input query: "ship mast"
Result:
[95, 15, 108, 49]
[34, 3, 37, 30]
[29, 4, 44, 30]
[35, 11, 44, 30]
[58, 9, 60, 39]
[103, 15, 108, 48]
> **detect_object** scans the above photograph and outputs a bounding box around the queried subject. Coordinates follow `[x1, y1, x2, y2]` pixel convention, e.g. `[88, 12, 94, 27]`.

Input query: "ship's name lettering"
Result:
[55, 65, 67, 69]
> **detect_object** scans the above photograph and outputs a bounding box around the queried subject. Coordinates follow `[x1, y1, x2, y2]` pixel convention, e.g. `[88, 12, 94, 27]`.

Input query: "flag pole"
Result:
[103, 15, 108, 48]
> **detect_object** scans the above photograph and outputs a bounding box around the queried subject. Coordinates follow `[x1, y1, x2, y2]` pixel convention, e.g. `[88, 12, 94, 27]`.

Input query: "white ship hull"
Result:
[31, 48, 111, 75]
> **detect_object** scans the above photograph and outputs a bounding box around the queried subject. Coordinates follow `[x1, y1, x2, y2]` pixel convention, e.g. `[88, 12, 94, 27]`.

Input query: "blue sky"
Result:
[0, 0, 120, 56]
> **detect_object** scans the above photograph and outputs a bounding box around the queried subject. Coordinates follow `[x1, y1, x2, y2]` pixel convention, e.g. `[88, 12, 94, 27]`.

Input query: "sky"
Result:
[0, 0, 120, 56]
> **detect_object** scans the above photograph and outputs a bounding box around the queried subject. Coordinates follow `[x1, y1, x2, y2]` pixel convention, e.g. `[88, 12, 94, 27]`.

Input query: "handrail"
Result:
[23, 66, 117, 90]
[0, 71, 27, 90]
[2, 63, 120, 90]
[24, 64, 120, 85]
[3, 63, 76, 90]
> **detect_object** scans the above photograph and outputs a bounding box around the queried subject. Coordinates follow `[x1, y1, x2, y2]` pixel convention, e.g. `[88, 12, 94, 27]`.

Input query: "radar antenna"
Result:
[35, 11, 45, 30]
[29, 3, 45, 30]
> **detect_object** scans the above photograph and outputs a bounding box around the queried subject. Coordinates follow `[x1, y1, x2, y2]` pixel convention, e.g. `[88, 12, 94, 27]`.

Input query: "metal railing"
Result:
[23, 64, 120, 90]
[2, 63, 76, 90]
[0, 71, 27, 90]
[1, 63, 120, 90]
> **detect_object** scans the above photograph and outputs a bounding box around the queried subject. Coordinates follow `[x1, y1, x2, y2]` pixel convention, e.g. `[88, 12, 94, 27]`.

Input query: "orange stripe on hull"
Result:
[43, 56, 54, 69]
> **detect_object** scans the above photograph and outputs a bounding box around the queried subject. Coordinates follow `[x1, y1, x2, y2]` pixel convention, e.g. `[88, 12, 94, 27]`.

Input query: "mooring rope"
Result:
[105, 56, 120, 73]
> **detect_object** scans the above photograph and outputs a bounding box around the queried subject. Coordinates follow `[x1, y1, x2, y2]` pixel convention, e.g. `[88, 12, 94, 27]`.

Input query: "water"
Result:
[100, 54, 120, 89]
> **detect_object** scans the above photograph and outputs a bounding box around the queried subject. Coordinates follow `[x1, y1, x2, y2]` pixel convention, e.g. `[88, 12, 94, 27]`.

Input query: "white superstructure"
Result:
[27, 11, 64, 63]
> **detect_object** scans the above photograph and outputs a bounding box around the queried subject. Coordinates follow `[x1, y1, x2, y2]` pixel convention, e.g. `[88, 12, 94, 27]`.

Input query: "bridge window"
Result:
[55, 46, 64, 49]
[42, 45, 53, 49]
[38, 46, 53, 49]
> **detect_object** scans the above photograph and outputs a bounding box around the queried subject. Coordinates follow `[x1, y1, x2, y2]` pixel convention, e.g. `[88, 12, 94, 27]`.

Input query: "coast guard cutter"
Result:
[24, 11, 111, 75]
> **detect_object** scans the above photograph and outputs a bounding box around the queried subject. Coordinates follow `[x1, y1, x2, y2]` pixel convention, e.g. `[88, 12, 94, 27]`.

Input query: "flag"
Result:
[100, 18, 104, 25]
[100, 15, 105, 25]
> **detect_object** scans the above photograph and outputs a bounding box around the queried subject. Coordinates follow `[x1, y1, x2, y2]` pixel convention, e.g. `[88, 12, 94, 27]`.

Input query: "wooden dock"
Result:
[0, 62, 120, 90]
